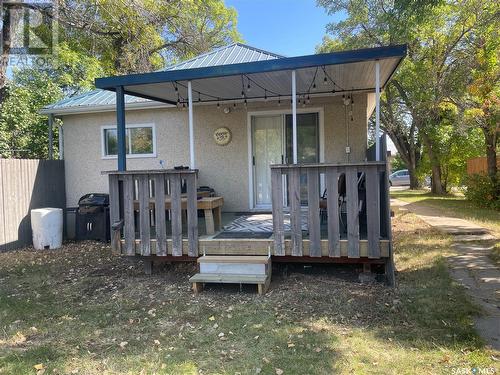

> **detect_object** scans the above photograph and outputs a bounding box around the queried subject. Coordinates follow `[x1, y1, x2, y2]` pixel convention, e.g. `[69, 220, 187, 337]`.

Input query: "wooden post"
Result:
[346, 166, 360, 257]
[138, 175, 151, 256]
[289, 168, 302, 256]
[326, 167, 340, 257]
[108, 174, 120, 253]
[366, 165, 381, 258]
[116, 86, 127, 171]
[271, 168, 285, 255]
[186, 172, 198, 256]
[123, 174, 135, 255]
[307, 168, 320, 256]
[170, 173, 182, 256]
[375, 61, 381, 161]
[154, 174, 167, 256]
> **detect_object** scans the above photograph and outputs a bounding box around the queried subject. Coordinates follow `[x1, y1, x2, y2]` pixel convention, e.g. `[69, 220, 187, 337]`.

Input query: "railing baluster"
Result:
[366, 165, 381, 258]
[325, 167, 340, 257]
[271, 168, 285, 255]
[108, 174, 120, 253]
[186, 172, 198, 257]
[346, 166, 360, 257]
[289, 168, 302, 256]
[138, 174, 151, 256]
[154, 174, 167, 256]
[123, 175, 136, 255]
[307, 168, 320, 257]
[170, 173, 182, 256]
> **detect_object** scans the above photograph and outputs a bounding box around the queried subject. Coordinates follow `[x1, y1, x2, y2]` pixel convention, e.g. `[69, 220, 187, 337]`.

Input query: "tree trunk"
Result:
[422, 132, 445, 194]
[483, 127, 499, 200]
[483, 129, 498, 178]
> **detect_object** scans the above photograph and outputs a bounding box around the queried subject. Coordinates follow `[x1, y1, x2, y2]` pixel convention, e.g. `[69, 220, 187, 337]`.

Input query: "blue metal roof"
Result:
[42, 43, 283, 114]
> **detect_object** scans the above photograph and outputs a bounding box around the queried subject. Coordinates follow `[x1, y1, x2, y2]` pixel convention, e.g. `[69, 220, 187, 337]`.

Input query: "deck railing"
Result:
[270, 162, 389, 259]
[106, 169, 199, 257]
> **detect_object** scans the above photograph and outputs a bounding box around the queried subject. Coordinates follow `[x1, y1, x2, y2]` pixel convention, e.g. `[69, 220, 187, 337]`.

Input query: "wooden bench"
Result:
[133, 196, 223, 235]
[190, 255, 272, 295]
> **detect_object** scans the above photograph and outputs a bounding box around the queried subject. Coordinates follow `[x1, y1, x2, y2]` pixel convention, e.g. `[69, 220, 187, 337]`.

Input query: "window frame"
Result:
[101, 123, 157, 159]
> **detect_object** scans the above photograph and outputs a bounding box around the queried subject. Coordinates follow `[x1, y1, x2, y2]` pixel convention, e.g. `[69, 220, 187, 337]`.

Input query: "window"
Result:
[102, 124, 155, 158]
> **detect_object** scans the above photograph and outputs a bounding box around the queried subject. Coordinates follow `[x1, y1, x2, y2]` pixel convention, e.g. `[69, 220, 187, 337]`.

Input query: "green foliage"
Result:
[391, 154, 407, 172]
[0, 70, 62, 158]
[464, 173, 500, 210]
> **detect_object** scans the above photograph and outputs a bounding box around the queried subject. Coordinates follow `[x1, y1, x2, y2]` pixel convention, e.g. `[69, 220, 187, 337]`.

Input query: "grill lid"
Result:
[78, 193, 109, 207]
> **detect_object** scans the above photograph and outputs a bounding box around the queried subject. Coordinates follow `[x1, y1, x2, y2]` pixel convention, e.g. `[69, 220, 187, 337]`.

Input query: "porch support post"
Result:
[292, 70, 298, 164]
[58, 123, 64, 160]
[188, 80, 195, 169]
[375, 61, 381, 161]
[116, 85, 127, 171]
[48, 114, 53, 160]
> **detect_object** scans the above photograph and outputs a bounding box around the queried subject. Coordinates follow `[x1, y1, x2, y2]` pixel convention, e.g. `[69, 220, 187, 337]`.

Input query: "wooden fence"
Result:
[467, 157, 500, 175]
[106, 169, 199, 257]
[270, 162, 389, 259]
[0, 159, 66, 251]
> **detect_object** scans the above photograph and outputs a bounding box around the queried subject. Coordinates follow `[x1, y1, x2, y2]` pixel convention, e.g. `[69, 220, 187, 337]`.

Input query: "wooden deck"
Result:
[104, 159, 393, 264]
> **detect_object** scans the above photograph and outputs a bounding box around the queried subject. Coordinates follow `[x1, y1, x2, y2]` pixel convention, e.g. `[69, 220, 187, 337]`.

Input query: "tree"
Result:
[462, 18, 499, 193]
[0, 69, 62, 158]
[317, 0, 499, 194]
[54, 0, 240, 74]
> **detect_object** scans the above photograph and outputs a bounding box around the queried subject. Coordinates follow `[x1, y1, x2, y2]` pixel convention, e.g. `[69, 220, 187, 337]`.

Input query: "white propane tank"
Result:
[31, 208, 63, 250]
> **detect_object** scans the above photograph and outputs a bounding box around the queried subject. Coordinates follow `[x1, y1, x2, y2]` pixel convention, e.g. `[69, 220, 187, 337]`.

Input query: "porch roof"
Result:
[95, 44, 407, 106]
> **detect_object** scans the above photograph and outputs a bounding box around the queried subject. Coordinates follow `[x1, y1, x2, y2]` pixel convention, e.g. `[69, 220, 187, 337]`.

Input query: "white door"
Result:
[252, 115, 283, 208]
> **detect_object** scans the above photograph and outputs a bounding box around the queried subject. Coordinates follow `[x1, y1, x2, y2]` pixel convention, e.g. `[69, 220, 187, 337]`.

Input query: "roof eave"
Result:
[39, 100, 174, 116]
[95, 44, 407, 90]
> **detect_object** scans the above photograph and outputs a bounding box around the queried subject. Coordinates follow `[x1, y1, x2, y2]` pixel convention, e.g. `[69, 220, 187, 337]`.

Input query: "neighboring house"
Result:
[42, 43, 406, 285]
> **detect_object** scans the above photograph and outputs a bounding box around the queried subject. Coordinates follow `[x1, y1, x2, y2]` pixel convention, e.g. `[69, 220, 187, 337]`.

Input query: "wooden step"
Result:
[189, 272, 271, 295]
[197, 255, 271, 276]
[197, 255, 270, 264]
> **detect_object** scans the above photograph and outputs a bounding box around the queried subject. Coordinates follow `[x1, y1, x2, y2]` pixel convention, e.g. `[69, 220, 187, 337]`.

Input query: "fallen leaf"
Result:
[34, 364, 44, 370]
[154, 339, 161, 346]
[275, 369, 284, 375]
[209, 316, 216, 321]
[119, 341, 128, 349]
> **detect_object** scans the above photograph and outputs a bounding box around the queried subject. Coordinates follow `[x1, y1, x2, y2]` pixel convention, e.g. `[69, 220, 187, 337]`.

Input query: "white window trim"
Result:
[101, 123, 157, 159]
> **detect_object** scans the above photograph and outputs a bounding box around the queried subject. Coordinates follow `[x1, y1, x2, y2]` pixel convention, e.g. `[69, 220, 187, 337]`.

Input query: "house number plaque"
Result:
[213, 127, 232, 146]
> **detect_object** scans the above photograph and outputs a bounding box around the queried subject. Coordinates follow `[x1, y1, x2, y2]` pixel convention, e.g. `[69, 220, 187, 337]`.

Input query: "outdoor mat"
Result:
[213, 231, 273, 239]
[222, 213, 308, 233]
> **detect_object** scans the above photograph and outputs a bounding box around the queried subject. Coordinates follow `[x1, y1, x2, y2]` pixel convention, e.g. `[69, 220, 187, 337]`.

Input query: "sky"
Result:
[224, 0, 343, 57]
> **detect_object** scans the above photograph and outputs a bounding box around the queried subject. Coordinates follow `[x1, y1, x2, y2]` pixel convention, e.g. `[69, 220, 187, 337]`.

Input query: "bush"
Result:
[464, 173, 500, 210]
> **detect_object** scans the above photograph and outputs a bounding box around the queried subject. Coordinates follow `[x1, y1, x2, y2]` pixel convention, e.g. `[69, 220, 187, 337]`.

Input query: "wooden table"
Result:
[134, 196, 224, 235]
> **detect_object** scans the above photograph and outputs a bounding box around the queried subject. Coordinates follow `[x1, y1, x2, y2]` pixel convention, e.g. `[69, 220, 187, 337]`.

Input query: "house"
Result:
[42, 43, 406, 287]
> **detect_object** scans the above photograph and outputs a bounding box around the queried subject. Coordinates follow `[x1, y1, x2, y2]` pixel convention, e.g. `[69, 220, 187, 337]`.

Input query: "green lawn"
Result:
[0, 211, 498, 374]
[391, 189, 500, 238]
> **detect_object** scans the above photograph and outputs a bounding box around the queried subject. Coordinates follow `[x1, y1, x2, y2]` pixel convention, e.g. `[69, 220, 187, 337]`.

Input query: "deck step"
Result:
[197, 255, 271, 276]
[189, 272, 271, 295]
[197, 255, 270, 264]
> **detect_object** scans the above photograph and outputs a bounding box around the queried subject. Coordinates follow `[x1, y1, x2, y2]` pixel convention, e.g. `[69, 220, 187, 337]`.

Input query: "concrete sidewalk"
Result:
[392, 198, 500, 350]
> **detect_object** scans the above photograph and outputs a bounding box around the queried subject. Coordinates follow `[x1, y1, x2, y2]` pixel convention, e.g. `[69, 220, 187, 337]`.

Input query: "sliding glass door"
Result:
[251, 112, 320, 208]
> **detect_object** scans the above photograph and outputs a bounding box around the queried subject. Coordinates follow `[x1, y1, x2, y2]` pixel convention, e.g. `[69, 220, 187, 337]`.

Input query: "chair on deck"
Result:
[320, 172, 366, 234]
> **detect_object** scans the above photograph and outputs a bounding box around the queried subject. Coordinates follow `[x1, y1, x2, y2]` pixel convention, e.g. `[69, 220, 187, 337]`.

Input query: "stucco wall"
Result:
[62, 93, 368, 211]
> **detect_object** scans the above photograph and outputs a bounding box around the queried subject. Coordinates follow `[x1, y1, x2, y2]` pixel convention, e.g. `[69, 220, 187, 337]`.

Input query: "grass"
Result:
[391, 189, 500, 238]
[0, 211, 498, 374]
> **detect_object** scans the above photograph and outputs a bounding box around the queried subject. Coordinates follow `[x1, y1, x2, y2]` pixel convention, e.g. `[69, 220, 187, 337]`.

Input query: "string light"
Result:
[247, 81, 251, 92]
[278, 96, 281, 106]
[264, 89, 268, 101]
[198, 92, 201, 102]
